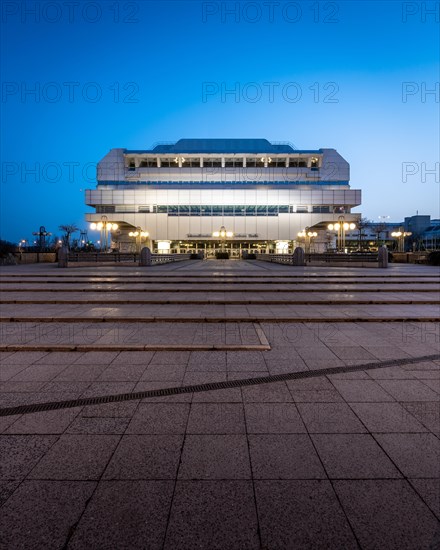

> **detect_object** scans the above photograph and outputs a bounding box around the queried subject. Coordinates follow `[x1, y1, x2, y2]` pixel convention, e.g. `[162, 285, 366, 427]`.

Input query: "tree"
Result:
[357, 217, 371, 251]
[59, 224, 79, 250]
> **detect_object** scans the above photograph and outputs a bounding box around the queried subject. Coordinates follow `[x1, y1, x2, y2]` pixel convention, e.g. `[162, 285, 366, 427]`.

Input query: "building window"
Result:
[160, 158, 179, 168]
[96, 205, 116, 213]
[270, 158, 286, 167]
[234, 205, 245, 215]
[224, 158, 244, 168]
[139, 158, 157, 168]
[296, 206, 308, 213]
[312, 206, 330, 213]
[289, 159, 307, 168]
[203, 158, 222, 168]
[245, 158, 258, 167]
[183, 158, 201, 168]
[190, 206, 201, 215]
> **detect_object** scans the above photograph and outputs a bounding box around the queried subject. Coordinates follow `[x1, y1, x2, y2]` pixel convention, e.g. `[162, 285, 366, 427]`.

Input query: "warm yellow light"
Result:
[133, 231, 139, 237]
[212, 231, 220, 237]
[343, 223, 349, 231]
[349, 223, 356, 230]
[97, 222, 103, 230]
[128, 232, 134, 237]
[90, 223, 97, 230]
[226, 231, 233, 237]
[111, 223, 118, 231]
[327, 224, 334, 231]
[220, 231, 226, 237]
[298, 231, 305, 237]
[141, 231, 149, 237]
[334, 223, 340, 230]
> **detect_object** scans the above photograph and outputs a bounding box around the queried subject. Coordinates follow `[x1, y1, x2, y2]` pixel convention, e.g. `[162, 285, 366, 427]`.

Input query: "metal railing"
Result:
[258, 252, 379, 265]
[67, 252, 192, 265]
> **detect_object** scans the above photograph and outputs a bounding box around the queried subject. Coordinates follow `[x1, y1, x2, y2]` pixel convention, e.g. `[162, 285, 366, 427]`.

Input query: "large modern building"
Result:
[85, 139, 361, 255]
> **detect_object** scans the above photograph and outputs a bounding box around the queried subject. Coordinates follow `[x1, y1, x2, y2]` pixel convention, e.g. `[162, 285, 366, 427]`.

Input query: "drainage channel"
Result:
[0, 353, 438, 417]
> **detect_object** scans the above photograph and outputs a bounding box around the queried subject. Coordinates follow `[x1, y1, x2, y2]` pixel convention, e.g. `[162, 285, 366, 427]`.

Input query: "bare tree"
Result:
[357, 217, 370, 251]
[59, 224, 79, 250]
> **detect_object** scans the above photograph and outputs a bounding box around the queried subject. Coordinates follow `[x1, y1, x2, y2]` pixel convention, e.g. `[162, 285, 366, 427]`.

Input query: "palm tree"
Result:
[59, 224, 79, 250]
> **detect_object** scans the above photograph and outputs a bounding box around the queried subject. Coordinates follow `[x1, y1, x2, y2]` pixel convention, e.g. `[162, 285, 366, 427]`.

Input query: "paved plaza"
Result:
[0, 260, 439, 549]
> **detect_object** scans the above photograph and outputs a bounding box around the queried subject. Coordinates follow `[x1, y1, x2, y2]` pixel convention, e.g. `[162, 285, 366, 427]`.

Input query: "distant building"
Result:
[85, 138, 361, 255]
[345, 215, 439, 251]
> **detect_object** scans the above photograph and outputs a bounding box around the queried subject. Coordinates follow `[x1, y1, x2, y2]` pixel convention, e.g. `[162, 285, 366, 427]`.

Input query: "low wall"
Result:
[16, 252, 57, 264]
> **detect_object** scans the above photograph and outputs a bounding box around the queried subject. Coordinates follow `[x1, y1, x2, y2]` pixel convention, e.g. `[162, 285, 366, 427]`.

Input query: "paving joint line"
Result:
[0, 353, 438, 418]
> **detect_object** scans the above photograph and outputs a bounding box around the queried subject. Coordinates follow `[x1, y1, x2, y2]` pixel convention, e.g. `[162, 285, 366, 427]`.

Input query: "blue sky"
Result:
[1, 0, 439, 243]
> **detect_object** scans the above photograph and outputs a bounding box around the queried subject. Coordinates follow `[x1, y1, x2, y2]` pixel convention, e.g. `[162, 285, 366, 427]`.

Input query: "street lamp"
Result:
[328, 216, 356, 252]
[391, 228, 412, 252]
[212, 225, 233, 252]
[297, 228, 318, 253]
[90, 215, 118, 252]
[128, 227, 149, 253]
[32, 226, 52, 250]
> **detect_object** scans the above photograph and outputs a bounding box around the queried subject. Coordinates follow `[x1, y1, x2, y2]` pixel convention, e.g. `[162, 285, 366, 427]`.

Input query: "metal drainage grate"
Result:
[0, 353, 439, 417]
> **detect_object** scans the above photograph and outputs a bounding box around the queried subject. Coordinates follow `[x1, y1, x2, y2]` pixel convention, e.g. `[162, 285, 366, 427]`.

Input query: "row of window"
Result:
[96, 205, 335, 215]
[127, 157, 318, 169]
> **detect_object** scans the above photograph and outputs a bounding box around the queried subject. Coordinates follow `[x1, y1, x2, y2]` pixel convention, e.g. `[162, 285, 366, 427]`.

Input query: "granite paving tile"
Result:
[149, 351, 190, 365]
[103, 435, 183, 480]
[28, 434, 121, 480]
[97, 363, 148, 381]
[54, 364, 108, 382]
[330, 379, 395, 402]
[373, 433, 440, 478]
[5, 408, 82, 434]
[242, 381, 293, 403]
[0, 435, 58, 480]
[296, 402, 367, 433]
[349, 402, 428, 433]
[0, 480, 20, 506]
[80, 400, 140, 418]
[0, 480, 96, 550]
[287, 377, 344, 403]
[178, 435, 251, 479]
[69, 351, 119, 364]
[244, 403, 306, 433]
[312, 433, 402, 479]
[66, 417, 130, 434]
[255, 480, 358, 549]
[109, 351, 155, 365]
[409, 478, 440, 520]
[141, 363, 187, 381]
[248, 434, 326, 479]
[10, 363, 69, 382]
[191, 387, 242, 403]
[126, 403, 190, 434]
[164, 480, 259, 550]
[334, 480, 440, 550]
[375, 379, 440, 401]
[400, 401, 440, 434]
[67, 481, 174, 550]
[186, 403, 245, 434]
